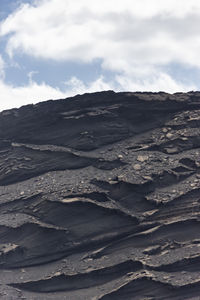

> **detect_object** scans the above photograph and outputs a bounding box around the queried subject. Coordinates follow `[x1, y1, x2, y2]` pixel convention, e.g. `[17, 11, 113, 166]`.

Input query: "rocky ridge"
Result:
[0, 91, 200, 299]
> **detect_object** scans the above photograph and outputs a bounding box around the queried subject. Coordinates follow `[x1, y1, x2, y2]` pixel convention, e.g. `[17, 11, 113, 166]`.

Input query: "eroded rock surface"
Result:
[0, 91, 200, 299]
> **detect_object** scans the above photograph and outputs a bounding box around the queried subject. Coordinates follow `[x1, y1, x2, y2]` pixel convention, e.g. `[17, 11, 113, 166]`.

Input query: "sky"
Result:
[1, 0, 200, 111]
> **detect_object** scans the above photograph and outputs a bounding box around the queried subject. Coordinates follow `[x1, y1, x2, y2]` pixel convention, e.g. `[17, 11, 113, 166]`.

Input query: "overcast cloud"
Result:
[0, 0, 200, 110]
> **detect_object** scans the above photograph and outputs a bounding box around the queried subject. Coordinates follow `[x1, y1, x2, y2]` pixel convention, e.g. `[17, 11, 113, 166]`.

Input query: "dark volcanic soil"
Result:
[0, 91, 200, 299]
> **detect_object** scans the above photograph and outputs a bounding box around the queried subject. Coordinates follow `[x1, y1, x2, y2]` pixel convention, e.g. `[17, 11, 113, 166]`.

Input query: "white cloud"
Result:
[0, 74, 114, 111]
[1, 0, 200, 69]
[0, 80, 66, 111]
[0, 55, 5, 79]
[115, 72, 196, 93]
[0, 70, 196, 112]
[0, 75, 112, 111]
[64, 72, 196, 95]
[0, 0, 199, 111]
[64, 76, 113, 95]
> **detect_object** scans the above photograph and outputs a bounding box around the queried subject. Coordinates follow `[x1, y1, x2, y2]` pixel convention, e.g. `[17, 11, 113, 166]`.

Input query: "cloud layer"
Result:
[0, 80, 65, 111]
[0, 0, 200, 110]
[1, 0, 200, 67]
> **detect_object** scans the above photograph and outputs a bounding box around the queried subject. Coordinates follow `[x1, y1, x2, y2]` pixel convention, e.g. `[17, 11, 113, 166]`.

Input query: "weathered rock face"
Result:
[0, 91, 200, 299]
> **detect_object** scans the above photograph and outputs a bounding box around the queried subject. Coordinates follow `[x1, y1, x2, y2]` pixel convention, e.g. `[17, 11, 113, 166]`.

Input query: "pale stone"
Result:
[133, 164, 142, 170]
[181, 137, 188, 141]
[166, 132, 173, 139]
[142, 175, 152, 181]
[165, 147, 178, 154]
[137, 155, 148, 162]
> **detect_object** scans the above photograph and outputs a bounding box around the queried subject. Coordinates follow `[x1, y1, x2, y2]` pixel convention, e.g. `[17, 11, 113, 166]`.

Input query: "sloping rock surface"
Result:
[0, 90, 200, 299]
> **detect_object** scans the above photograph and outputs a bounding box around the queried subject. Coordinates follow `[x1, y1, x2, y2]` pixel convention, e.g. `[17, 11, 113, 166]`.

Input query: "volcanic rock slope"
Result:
[0, 91, 200, 299]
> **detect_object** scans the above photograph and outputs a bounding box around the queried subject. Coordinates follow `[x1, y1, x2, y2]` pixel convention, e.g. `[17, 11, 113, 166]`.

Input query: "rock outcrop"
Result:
[0, 91, 200, 299]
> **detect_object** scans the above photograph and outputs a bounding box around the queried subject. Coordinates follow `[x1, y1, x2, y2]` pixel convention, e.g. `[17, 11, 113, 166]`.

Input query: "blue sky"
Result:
[0, 0, 200, 111]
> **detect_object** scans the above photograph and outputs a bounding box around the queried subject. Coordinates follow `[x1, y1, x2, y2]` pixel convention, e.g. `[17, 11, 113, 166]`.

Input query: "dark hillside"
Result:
[0, 91, 200, 299]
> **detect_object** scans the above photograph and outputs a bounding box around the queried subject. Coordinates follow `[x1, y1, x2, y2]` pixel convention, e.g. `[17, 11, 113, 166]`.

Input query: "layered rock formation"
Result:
[0, 91, 200, 299]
